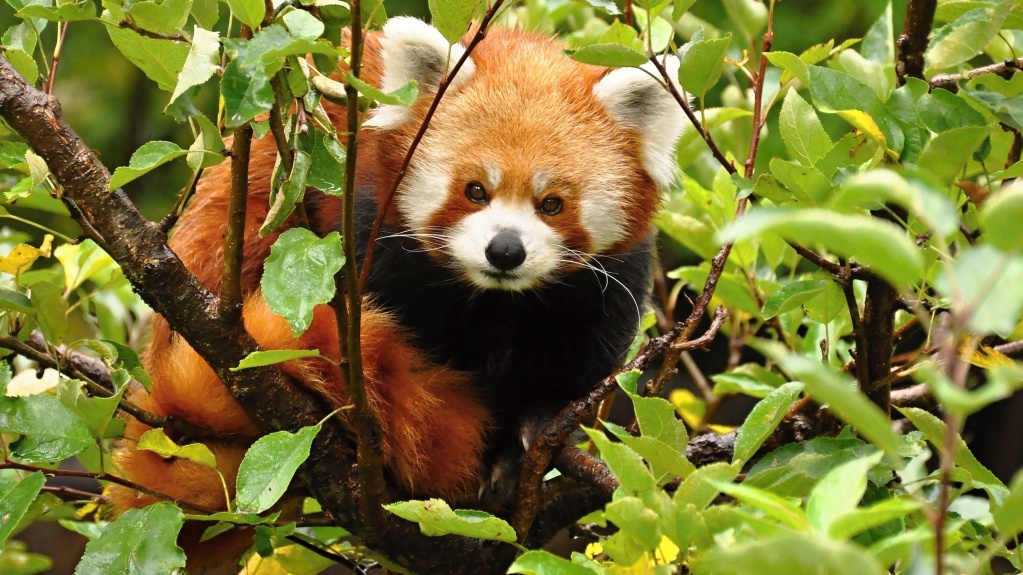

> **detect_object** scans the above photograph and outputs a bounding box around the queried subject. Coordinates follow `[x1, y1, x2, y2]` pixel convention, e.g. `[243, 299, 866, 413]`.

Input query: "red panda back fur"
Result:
[109, 17, 688, 570]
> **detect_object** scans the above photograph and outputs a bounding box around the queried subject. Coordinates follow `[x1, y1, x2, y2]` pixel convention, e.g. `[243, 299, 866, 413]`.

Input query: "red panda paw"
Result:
[242, 292, 490, 502]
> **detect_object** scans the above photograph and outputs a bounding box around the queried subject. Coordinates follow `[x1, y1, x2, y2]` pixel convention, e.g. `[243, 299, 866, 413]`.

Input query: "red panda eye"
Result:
[539, 196, 563, 215]
[465, 182, 488, 204]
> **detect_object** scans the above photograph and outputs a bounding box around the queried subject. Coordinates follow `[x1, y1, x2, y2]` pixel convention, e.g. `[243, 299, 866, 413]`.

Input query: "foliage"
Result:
[0, 0, 1021, 573]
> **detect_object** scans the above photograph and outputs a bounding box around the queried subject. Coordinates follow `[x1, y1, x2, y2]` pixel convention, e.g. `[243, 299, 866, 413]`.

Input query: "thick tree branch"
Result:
[896, 0, 936, 84]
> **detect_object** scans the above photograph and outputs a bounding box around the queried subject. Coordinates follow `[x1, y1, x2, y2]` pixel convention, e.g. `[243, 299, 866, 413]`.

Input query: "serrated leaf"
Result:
[830, 169, 958, 240]
[190, 0, 217, 28]
[126, 0, 191, 35]
[235, 425, 321, 514]
[700, 534, 885, 575]
[806, 452, 883, 534]
[925, 1, 1013, 73]
[224, 0, 264, 29]
[5, 48, 39, 83]
[282, 9, 323, 40]
[105, 15, 190, 92]
[678, 34, 731, 99]
[299, 130, 346, 196]
[981, 184, 1023, 251]
[232, 349, 321, 370]
[571, 43, 648, 67]
[109, 141, 187, 190]
[75, 502, 186, 575]
[829, 497, 921, 540]
[17, 1, 94, 21]
[168, 26, 220, 106]
[673, 461, 740, 509]
[757, 342, 903, 461]
[733, 382, 804, 464]
[138, 428, 218, 468]
[260, 150, 312, 234]
[428, 0, 482, 43]
[604, 421, 694, 483]
[708, 479, 809, 531]
[221, 58, 273, 130]
[0, 472, 45, 547]
[260, 228, 344, 336]
[584, 428, 656, 494]
[918, 88, 986, 132]
[508, 550, 597, 575]
[934, 245, 1023, 336]
[808, 65, 903, 158]
[186, 113, 226, 171]
[28, 278, 67, 344]
[761, 279, 829, 319]
[0, 385, 93, 461]
[897, 407, 1008, 504]
[745, 437, 885, 497]
[917, 125, 991, 185]
[384, 498, 516, 542]
[57, 379, 125, 439]
[718, 207, 924, 289]
[779, 89, 831, 166]
[346, 72, 418, 106]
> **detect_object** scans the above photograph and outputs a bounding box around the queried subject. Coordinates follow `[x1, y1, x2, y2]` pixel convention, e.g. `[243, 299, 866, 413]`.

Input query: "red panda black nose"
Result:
[485, 231, 526, 271]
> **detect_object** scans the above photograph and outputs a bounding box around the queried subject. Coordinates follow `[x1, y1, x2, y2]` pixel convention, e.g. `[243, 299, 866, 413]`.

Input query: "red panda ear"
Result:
[365, 17, 477, 130]
[593, 56, 687, 188]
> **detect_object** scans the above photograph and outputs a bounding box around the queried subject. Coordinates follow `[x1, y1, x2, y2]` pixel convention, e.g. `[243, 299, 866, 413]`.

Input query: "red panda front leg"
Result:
[242, 292, 490, 501]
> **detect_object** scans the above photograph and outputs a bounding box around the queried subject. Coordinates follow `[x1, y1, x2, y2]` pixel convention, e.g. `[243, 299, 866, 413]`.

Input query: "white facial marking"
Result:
[484, 161, 502, 191]
[448, 199, 564, 291]
[579, 190, 628, 253]
[532, 169, 551, 197]
[396, 157, 451, 232]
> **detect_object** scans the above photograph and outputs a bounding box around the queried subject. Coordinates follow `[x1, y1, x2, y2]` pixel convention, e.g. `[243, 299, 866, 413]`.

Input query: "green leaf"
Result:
[806, 452, 883, 534]
[699, 534, 885, 575]
[0, 383, 94, 461]
[75, 502, 186, 575]
[260, 228, 343, 336]
[604, 421, 695, 483]
[829, 497, 921, 540]
[190, 0, 217, 28]
[605, 496, 661, 549]
[104, 14, 190, 92]
[671, 0, 697, 20]
[779, 89, 832, 166]
[17, 1, 94, 21]
[224, 0, 265, 30]
[678, 34, 732, 99]
[830, 169, 958, 239]
[186, 113, 226, 171]
[282, 9, 323, 40]
[711, 363, 786, 398]
[918, 89, 986, 132]
[757, 342, 903, 461]
[761, 279, 829, 319]
[745, 437, 885, 497]
[718, 208, 924, 290]
[235, 424, 321, 514]
[383, 498, 516, 542]
[5, 48, 39, 83]
[722, 0, 767, 38]
[765, 51, 809, 87]
[934, 245, 1023, 336]
[346, 72, 418, 106]
[57, 379, 125, 439]
[508, 550, 598, 575]
[981, 184, 1023, 251]
[733, 382, 804, 465]
[232, 349, 321, 370]
[168, 26, 220, 106]
[260, 150, 312, 234]
[299, 130, 346, 196]
[917, 125, 991, 185]
[962, 85, 1023, 132]
[0, 288, 34, 314]
[925, 1, 1013, 73]
[993, 469, 1023, 537]
[673, 462, 740, 509]
[428, 0, 482, 43]
[571, 43, 648, 67]
[0, 472, 45, 547]
[138, 428, 218, 468]
[897, 407, 1008, 504]
[125, 0, 191, 35]
[27, 278, 67, 344]
[109, 141, 187, 190]
[584, 428, 656, 494]
[808, 66, 903, 158]
[221, 58, 274, 130]
[709, 480, 809, 531]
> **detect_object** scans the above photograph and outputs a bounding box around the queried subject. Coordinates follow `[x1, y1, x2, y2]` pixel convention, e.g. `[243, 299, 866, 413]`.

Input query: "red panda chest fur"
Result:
[113, 17, 688, 537]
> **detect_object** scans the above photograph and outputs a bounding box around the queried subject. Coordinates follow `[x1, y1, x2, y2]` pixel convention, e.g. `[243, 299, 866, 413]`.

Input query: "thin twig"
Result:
[742, 0, 775, 179]
[42, 484, 109, 503]
[0, 460, 219, 514]
[158, 166, 205, 234]
[285, 534, 365, 572]
[357, 0, 507, 290]
[929, 58, 1021, 93]
[221, 122, 252, 323]
[45, 22, 69, 94]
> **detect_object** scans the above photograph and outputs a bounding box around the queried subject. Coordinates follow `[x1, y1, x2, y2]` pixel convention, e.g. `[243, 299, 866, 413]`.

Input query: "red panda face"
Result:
[365, 18, 687, 291]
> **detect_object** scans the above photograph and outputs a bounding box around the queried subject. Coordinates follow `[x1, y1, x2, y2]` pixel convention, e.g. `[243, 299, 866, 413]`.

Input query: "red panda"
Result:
[108, 16, 686, 570]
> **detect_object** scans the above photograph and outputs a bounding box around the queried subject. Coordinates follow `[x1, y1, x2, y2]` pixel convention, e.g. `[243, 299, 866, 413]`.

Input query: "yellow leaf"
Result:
[654, 536, 680, 564]
[585, 542, 604, 559]
[669, 388, 706, 429]
[0, 234, 54, 275]
[836, 110, 898, 159]
[969, 345, 1015, 369]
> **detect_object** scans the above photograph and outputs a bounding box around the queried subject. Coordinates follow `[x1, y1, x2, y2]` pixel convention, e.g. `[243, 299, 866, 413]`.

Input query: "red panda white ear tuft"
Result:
[593, 57, 687, 188]
[364, 17, 477, 130]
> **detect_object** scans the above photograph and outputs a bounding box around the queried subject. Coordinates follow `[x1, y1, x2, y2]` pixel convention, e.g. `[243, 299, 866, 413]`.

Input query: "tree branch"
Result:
[221, 124, 252, 323]
[929, 58, 1021, 93]
[896, 0, 936, 84]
